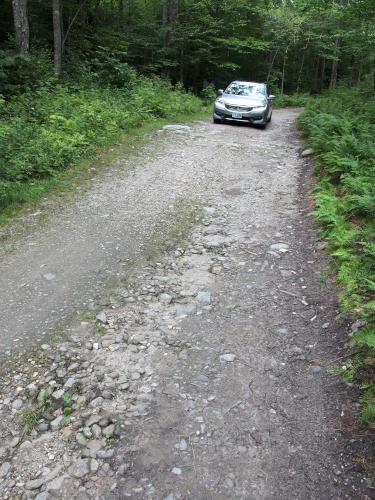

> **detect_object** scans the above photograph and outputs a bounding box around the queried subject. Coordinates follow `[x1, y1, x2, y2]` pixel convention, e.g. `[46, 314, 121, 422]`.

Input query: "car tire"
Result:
[213, 116, 222, 124]
[267, 112, 272, 123]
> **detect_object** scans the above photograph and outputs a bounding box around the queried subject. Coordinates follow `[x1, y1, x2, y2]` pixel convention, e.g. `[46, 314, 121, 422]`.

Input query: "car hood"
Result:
[220, 94, 267, 107]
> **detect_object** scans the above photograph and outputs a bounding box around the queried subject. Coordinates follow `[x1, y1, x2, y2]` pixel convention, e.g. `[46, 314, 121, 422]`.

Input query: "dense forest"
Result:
[0, 0, 375, 95]
[0, 0, 374, 422]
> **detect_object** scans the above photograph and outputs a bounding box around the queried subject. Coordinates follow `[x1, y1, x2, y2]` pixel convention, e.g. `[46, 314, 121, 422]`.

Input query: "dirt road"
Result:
[0, 111, 369, 499]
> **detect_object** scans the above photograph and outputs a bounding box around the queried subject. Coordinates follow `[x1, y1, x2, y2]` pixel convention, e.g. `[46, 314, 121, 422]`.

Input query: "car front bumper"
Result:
[214, 104, 268, 124]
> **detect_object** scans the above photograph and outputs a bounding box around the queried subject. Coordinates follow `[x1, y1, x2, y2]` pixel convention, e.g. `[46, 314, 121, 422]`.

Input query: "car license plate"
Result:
[232, 112, 242, 119]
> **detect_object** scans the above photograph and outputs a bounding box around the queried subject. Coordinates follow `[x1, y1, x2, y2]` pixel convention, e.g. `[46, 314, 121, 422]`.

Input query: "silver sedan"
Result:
[213, 81, 275, 128]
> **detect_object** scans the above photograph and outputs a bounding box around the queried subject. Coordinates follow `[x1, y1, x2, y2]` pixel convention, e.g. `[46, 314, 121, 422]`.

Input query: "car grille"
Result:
[225, 104, 253, 112]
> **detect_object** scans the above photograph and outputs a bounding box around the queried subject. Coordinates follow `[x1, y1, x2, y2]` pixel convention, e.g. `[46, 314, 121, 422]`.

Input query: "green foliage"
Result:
[0, 78, 202, 214]
[88, 47, 138, 88]
[21, 408, 43, 435]
[360, 396, 375, 423]
[0, 49, 54, 97]
[274, 93, 312, 108]
[298, 88, 375, 425]
[200, 83, 217, 103]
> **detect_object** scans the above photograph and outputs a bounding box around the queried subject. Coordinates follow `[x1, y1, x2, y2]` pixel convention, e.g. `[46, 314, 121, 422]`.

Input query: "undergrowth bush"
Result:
[298, 89, 375, 423]
[274, 93, 312, 108]
[0, 77, 202, 212]
[0, 49, 54, 97]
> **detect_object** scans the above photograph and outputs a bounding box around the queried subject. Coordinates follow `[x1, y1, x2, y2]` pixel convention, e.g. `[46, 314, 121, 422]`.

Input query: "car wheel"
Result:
[267, 112, 272, 123]
[213, 116, 222, 124]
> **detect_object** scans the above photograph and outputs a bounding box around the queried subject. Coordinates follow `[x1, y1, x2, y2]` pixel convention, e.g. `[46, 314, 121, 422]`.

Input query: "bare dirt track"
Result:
[0, 110, 371, 499]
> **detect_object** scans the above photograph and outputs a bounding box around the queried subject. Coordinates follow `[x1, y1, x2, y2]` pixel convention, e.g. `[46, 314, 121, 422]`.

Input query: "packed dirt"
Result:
[0, 110, 372, 499]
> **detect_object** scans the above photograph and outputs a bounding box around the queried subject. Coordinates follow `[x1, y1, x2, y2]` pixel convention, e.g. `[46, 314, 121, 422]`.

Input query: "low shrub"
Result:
[298, 88, 375, 423]
[274, 93, 312, 108]
[0, 77, 203, 212]
[0, 49, 54, 97]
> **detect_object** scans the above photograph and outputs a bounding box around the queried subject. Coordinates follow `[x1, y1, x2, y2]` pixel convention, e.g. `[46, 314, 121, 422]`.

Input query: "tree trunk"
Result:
[267, 48, 279, 83]
[63, 0, 86, 50]
[296, 38, 309, 93]
[319, 57, 326, 92]
[329, 36, 340, 90]
[280, 46, 289, 95]
[169, 0, 178, 45]
[179, 48, 184, 84]
[11, 0, 29, 53]
[52, 0, 63, 77]
[162, 0, 170, 49]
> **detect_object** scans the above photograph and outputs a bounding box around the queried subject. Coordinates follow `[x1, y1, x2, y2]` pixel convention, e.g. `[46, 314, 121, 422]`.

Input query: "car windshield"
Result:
[225, 83, 265, 96]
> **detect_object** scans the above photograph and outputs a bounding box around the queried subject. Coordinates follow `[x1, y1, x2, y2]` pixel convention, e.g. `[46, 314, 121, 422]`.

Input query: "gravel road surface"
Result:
[0, 110, 370, 499]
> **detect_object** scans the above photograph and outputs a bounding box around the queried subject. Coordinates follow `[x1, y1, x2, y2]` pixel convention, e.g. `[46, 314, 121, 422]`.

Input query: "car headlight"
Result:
[252, 105, 266, 110]
[216, 98, 225, 105]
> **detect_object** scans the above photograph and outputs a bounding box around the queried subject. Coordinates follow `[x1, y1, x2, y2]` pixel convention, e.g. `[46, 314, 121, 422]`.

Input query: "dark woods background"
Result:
[1, 0, 375, 97]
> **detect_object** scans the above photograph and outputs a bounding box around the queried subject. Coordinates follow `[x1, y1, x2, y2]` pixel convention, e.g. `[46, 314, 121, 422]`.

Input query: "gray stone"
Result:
[68, 459, 90, 478]
[47, 475, 67, 493]
[101, 337, 117, 348]
[56, 368, 66, 378]
[25, 477, 45, 490]
[98, 416, 110, 427]
[97, 449, 114, 459]
[270, 243, 290, 253]
[76, 432, 87, 446]
[44, 466, 63, 483]
[0, 461, 11, 478]
[127, 344, 138, 353]
[90, 459, 99, 473]
[43, 273, 56, 281]
[96, 312, 108, 324]
[163, 124, 191, 132]
[171, 467, 182, 475]
[35, 493, 49, 500]
[176, 439, 188, 451]
[224, 478, 235, 489]
[90, 396, 104, 408]
[159, 293, 173, 304]
[92, 424, 102, 438]
[37, 422, 49, 432]
[64, 377, 75, 389]
[68, 362, 79, 371]
[197, 291, 211, 305]
[301, 148, 314, 157]
[82, 426, 93, 439]
[52, 389, 65, 400]
[50, 415, 64, 431]
[175, 303, 196, 318]
[11, 399, 23, 410]
[102, 424, 115, 437]
[220, 353, 236, 362]
[85, 415, 101, 427]
[311, 365, 322, 374]
[86, 440, 103, 455]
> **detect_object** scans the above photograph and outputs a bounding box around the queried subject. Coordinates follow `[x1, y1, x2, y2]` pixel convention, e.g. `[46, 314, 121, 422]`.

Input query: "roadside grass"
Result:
[0, 79, 209, 225]
[297, 88, 375, 423]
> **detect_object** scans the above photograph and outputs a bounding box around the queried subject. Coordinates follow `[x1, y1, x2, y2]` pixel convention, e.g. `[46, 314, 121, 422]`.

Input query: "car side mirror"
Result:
[217, 89, 224, 96]
[268, 95, 276, 100]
